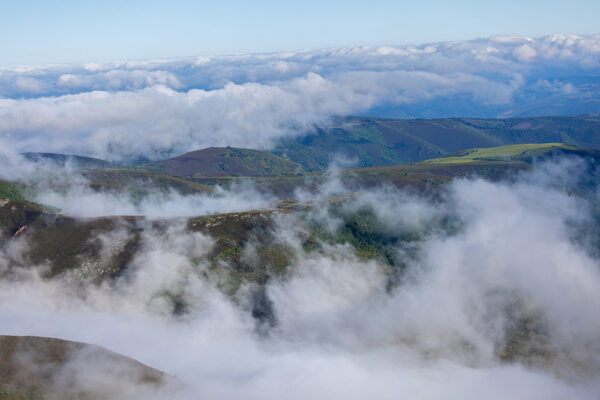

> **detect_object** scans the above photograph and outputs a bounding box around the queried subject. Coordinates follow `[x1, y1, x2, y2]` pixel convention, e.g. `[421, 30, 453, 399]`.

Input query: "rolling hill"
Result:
[141, 147, 306, 178]
[2, 142, 599, 368]
[420, 143, 600, 164]
[17, 114, 600, 179]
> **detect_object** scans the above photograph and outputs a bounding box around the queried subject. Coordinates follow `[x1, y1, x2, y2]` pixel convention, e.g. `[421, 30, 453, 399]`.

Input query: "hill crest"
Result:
[142, 146, 305, 178]
[21, 152, 118, 169]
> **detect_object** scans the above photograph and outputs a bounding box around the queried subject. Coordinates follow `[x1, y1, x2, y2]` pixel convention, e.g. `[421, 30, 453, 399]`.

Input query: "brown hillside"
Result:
[143, 147, 305, 178]
[0, 335, 164, 400]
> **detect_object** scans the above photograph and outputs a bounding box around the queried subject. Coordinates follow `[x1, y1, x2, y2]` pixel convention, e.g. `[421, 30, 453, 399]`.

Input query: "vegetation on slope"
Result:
[3, 142, 595, 286]
[21, 153, 119, 170]
[142, 147, 305, 178]
[273, 114, 600, 169]
[421, 143, 582, 164]
[81, 169, 213, 196]
[0, 336, 164, 400]
[15, 114, 600, 179]
[0, 181, 26, 202]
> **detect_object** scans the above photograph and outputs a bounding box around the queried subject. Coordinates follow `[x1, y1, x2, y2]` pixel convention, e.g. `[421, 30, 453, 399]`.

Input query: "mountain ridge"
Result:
[20, 152, 119, 170]
[16, 114, 600, 180]
[140, 146, 305, 178]
[272, 113, 600, 170]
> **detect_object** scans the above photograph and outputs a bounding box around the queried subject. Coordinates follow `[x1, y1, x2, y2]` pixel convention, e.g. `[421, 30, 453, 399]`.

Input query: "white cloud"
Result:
[513, 44, 538, 62]
[1, 161, 600, 398]
[0, 34, 598, 159]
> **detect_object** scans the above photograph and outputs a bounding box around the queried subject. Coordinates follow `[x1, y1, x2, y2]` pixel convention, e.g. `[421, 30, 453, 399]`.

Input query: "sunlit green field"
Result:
[421, 143, 577, 164]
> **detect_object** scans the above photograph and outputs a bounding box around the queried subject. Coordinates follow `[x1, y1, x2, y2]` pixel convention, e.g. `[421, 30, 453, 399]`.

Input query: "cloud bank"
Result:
[1, 159, 600, 398]
[0, 34, 599, 160]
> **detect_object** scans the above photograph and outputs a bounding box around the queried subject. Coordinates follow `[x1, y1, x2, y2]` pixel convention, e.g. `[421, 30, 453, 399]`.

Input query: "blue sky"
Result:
[1, 0, 599, 66]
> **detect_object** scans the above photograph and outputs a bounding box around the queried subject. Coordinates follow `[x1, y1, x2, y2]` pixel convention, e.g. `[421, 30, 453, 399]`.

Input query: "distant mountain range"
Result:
[273, 114, 600, 170]
[2, 142, 599, 309]
[4, 107, 600, 400]
[20, 114, 600, 180]
[5, 142, 598, 287]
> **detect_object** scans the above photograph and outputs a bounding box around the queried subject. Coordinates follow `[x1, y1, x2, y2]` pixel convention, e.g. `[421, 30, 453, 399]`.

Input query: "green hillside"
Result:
[348, 142, 600, 184]
[421, 143, 586, 164]
[133, 142, 600, 198]
[142, 147, 305, 178]
[273, 114, 600, 169]
[20, 115, 599, 180]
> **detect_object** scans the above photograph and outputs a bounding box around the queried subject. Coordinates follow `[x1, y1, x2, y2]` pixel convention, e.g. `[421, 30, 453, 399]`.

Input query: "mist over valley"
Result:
[1, 12, 600, 398]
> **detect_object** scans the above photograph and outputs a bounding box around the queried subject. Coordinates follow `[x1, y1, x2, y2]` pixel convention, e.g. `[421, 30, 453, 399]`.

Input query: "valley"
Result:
[2, 114, 600, 399]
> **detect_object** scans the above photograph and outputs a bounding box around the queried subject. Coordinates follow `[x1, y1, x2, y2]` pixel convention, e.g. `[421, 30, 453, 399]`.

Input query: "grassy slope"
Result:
[421, 143, 576, 164]
[2, 140, 586, 364]
[343, 161, 529, 193]
[6, 142, 597, 203]
[160, 142, 598, 198]
[14, 115, 600, 178]
[20, 152, 118, 170]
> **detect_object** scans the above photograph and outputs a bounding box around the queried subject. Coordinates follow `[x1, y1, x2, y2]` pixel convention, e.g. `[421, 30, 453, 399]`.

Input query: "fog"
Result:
[1, 158, 599, 399]
[0, 152, 277, 217]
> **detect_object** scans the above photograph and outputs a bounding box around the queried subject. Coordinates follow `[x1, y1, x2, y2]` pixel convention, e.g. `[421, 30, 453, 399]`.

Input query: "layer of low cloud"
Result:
[1, 159, 600, 398]
[0, 34, 599, 160]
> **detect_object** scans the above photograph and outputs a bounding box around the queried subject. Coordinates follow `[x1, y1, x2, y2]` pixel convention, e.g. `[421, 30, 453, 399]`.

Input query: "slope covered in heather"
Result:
[142, 147, 305, 178]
